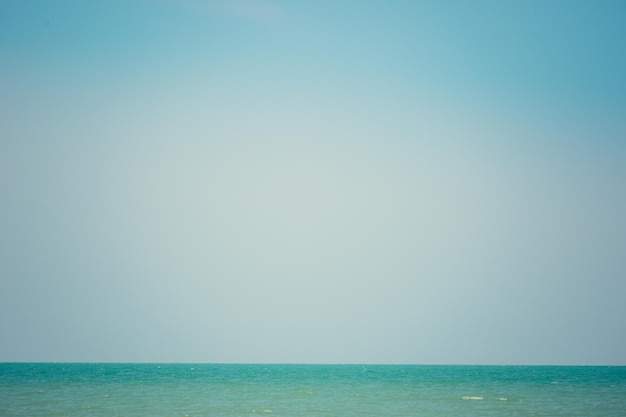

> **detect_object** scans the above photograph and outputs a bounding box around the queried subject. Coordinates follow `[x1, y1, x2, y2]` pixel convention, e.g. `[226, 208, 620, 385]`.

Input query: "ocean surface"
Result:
[1, 363, 624, 417]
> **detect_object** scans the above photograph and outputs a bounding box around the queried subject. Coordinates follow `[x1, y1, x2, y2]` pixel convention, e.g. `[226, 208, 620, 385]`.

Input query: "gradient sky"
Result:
[1, 0, 625, 365]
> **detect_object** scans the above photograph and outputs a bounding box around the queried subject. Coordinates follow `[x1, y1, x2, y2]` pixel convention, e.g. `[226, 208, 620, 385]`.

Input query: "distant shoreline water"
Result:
[2, 363, 625, 416]
[4, 362, 625, 365]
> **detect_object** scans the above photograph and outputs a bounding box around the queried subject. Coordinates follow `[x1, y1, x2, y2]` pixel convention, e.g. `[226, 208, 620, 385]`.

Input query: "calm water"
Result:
[1, 363, 625, 416]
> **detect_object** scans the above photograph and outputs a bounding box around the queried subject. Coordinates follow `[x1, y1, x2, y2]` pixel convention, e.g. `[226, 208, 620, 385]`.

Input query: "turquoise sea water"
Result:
[1, 364, 625, 417]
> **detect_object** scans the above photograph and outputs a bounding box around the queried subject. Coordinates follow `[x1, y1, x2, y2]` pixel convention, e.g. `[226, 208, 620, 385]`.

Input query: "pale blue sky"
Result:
[1, 0, 625, 364]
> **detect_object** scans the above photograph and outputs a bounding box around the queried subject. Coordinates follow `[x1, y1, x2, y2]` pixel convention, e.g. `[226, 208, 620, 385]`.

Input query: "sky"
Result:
[1, 0, 625, 365]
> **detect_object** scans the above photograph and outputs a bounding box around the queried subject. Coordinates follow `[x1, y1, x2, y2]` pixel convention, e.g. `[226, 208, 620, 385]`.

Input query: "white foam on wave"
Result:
[461, 396, 483, 400]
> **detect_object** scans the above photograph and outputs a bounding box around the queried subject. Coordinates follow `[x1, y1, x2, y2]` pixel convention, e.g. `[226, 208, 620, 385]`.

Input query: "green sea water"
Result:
[1, 363, 624, 416]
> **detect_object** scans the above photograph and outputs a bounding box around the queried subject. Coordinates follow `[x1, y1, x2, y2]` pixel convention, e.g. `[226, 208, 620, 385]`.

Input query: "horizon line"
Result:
[2, 361, 624, 367]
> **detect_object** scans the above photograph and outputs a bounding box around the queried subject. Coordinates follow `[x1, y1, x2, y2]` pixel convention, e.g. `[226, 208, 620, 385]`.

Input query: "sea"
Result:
[1, 363, 625, 417]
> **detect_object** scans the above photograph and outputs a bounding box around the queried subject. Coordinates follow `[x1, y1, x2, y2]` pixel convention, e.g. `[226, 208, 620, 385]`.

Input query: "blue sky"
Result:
[1, 0, 625, 364]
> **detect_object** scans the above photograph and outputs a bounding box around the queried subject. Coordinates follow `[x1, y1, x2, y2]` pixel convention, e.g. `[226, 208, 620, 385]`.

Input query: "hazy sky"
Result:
[1, 0, 625, 365]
